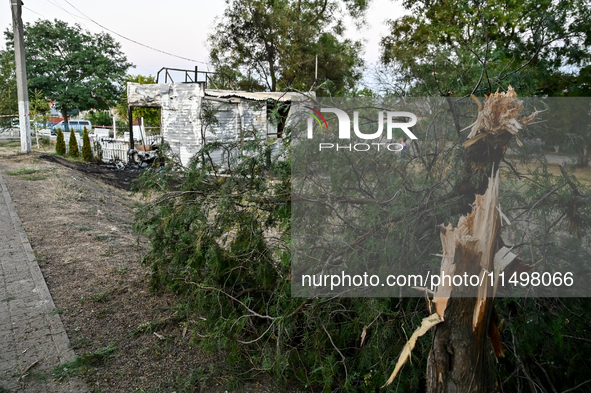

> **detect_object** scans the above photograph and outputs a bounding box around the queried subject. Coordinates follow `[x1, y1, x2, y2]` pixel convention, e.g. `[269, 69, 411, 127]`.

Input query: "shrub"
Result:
[82, 127, 92, 161]
[133, 130, 422, 391]
[68, 128, 79, 157]
[55, 129, 66, 156]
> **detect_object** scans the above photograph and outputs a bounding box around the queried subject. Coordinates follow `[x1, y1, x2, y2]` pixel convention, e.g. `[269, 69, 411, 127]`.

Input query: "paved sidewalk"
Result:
[0, 171, 88, 392]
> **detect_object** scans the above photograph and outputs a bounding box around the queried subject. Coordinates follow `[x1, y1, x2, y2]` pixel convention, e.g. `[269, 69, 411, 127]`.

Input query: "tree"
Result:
[375, 2, 591, 391]
[379, 0, 591, 97]
[55, 129, 66, 156]
[4, 19, 132, 133]
[208, 0, 367, 94]
[133, 90, 591, 392]
[371, 0, 589, 162]
[68, 128, 79, 157]
[29, 89, 50, 128]
[82, 128, 92, 161]
[86, 110, 112, 128]
[0, 49, 17, 130]
[129, 2, 591, 391]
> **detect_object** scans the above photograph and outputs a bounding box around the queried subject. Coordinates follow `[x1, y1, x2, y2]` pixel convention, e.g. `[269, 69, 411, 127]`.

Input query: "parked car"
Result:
[53, 120, 92, 135]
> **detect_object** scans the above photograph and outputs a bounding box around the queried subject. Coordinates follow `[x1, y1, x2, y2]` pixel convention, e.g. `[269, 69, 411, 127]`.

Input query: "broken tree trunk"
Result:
[426, 88, 538, 393]
[384, 87, 540, 392]
[426, 173, 500, 393]
[451, 89, 540, 214]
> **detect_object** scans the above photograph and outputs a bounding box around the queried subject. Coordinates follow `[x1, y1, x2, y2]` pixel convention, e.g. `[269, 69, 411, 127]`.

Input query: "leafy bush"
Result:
[55, 128, 66, 155]
[82, 127, 92, 161]
[68, 128, 79, 157]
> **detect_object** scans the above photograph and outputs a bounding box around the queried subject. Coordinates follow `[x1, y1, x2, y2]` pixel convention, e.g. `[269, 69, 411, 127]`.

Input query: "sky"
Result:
[1, 0, 407, 79]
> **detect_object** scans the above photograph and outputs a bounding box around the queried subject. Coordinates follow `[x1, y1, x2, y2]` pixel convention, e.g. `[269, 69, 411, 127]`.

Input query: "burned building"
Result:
[126, 71, 309, 166]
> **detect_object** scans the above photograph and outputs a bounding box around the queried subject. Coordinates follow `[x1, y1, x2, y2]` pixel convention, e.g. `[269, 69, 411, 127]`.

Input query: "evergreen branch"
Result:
[186, 282, 275, 321]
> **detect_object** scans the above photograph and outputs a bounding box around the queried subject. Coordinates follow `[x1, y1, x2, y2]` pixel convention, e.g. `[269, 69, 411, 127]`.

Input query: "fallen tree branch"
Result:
[321, 322, 348, 384]
[19, 360, 40, 381]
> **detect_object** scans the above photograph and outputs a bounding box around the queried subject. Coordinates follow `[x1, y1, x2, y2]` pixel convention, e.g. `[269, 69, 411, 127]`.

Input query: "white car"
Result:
[53, 120, 93, 134]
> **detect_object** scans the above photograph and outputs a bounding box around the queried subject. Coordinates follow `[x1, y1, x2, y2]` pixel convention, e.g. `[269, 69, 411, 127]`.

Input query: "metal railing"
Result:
[155, 67, 233, 89]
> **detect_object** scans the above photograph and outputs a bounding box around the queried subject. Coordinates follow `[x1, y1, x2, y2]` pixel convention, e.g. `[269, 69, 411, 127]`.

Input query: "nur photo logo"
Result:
[305, 106, 418, 152]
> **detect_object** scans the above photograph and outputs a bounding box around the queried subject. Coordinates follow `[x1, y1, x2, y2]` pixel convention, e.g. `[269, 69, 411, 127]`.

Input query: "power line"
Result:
[22, 6, 45, 18]
[44, 0, 93, 29]
[58, 0, 209, 65]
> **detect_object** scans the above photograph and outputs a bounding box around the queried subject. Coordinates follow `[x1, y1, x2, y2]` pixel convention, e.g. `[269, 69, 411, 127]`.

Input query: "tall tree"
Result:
[209, 0, 367, 94]
[0, 49, 18, 129]
[379, 0, 591, 97]
[4, 19, 132, 132]
[376, 1, 591, 391]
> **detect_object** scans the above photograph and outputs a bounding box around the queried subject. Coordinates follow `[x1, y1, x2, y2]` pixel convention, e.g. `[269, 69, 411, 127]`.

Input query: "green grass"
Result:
[95, 307, 110, 318]
[0, 139, 20, 148]
[5, 168, 38, 176]
[5, 167, 54, 181]
[100, 246, 115, 257]
[52, 345, 118, 380]
[110, 266, 128, 275]
[21, 174, 49, 181]
[92, 292, 109, 302]
[29, 371, 49, 382]
[71, 336, 92, 349]
[49, 152, 90, 163]
[1, 296, 15, 302]
[79, 291, 109, 303]
[49, 307, 68, 315]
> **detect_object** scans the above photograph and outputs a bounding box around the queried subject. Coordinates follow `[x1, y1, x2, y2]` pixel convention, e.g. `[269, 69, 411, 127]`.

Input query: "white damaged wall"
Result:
[127, 82, 306, 167]
[159, 84, 204, 165]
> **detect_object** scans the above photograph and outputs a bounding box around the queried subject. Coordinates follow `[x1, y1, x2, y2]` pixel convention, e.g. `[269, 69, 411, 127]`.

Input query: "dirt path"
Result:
[0, 141, 282, 392]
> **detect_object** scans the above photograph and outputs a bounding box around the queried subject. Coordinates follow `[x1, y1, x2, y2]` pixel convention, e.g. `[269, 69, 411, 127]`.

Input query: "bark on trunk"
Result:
[427, 298, 494, 393]
[427, 174, 500, 393]
[427, 297, 495, 393]
[61, 108, 69, 133]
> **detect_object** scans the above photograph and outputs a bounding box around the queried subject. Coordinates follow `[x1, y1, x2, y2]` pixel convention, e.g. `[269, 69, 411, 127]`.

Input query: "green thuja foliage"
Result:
[82, 127, 92, 161]
[68, 128, 79, 157]
[55, 129, 66, 156]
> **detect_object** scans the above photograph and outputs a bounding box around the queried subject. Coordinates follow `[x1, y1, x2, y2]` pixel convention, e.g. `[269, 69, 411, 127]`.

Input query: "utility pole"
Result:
[10, 0, 31, 153]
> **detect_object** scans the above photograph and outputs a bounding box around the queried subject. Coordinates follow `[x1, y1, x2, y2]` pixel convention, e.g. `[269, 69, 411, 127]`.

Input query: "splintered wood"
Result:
[382, 313, 443, 387]
[463, 86, 542, 147]
[432, 172, 501, 326]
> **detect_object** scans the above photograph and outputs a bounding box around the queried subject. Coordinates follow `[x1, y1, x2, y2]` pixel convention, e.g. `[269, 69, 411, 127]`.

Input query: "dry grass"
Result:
[503, 159, 591, 185]
[0, 149, 291, 392]
[546, 163, 591, 184]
